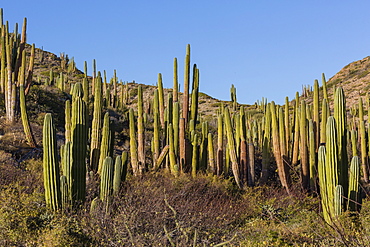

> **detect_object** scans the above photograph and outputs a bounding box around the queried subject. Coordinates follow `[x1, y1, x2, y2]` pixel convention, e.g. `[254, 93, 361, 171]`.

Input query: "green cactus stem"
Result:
[43, 113, 61, 211]
[113, 155, 122, 195]
[224, 107, 242, 189]
[348, 156, 360, 212]
[100, 156, 114, 204]
[182, 44, 191, 125]
[19, 84, 37, 147]
[71, 83, 88, 203]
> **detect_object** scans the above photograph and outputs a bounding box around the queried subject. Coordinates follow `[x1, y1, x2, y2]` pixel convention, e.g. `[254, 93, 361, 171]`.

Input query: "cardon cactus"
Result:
[137, 85, 146, 171]
[19, 84, 36, 147]
[129, 108, 139, 176]
[182, 44, 191, 125]
[224, 107, 242, 189]
[113, 155, 122, 195]
[334, 87, 348, 197]
[168, 123, 179, 176]
[98, 112, 113, 174]
[90, 74, 103, 172]
[348, 156, 360, 212]
[270, 101, 290, 193]
[71, 83, 88, 203]
[43, 113, 61, 211]
[318, 116, 342, 225]
[100, 156, 114, 204]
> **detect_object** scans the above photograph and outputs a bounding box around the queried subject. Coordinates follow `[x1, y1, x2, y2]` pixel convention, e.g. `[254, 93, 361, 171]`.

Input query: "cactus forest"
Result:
[2, 9, 370, 246]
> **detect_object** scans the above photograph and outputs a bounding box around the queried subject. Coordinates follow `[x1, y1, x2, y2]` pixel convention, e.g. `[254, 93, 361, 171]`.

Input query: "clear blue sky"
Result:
[2, 1, 370, 104]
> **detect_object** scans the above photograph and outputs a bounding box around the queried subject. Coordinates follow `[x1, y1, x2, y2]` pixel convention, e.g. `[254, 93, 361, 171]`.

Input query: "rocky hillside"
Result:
[327, 56, 370, 106]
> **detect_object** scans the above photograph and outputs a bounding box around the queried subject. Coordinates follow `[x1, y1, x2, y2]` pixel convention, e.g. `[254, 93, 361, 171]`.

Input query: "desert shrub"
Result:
[26, 85, 69, 129]
[0, 183, 45, 246]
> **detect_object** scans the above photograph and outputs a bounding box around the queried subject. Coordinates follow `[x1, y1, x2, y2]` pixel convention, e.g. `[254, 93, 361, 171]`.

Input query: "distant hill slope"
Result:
[326, 56, 370, 107]
[28, 44, 370, 115]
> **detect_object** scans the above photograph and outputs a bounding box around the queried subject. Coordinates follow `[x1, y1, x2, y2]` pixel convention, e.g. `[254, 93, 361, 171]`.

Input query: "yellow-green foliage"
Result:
[0, 185, 45, 245]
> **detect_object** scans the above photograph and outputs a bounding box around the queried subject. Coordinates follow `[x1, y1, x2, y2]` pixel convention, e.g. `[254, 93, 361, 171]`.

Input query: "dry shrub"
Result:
[82, 173, 251, 246]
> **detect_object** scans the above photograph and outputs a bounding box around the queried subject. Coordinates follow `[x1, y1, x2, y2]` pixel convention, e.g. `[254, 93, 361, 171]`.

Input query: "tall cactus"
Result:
[19, 84, 37, 147]
[260, 103, 271, 184]
[173, 101, 180, 157]
[230, 84, 237, 111]
[334, 87, 348, 198]
[313, 79, 320, 151]
[90, 74, 103, 172]
[191, 133, 198, 178]
[270, 101, 290, 193]
[309, 119, 317, 191]
[98, 112, 113, 174]
[216, 114, 224, 176]
[322, 73, 328, 102]
[189, 65, 199, 132]
[348, 156, 360, 212]
[199, 121, 208, 171]
[291, 92, 300, 166]
[248, 143, 255, 187]
[300, 101, 309, 190]
[173, 57, 179, 102]
[71, 82, 88, 203]
[179, 118, 187, 172]
[129, 108, 140, 176]
[100, 156, 114, 204]
[182, 44, 191, 125]
[208, 132, 216, 174]
[157, 73, 165, 128]
[137, 85, 146, 171]
[320, 99, 329, 144]
[113, 155, 122, 195]
[168, 123, 178, 176]
[62, 141, 72, 201]
[224, 107, 242, 189]
[43, 113, 61, 211]
[318, 116, 340, 224]
[358, 98, 369, 183]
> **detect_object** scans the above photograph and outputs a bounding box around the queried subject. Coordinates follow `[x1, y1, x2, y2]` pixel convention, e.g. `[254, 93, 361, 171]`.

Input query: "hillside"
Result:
[2, 35, 370, 245]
